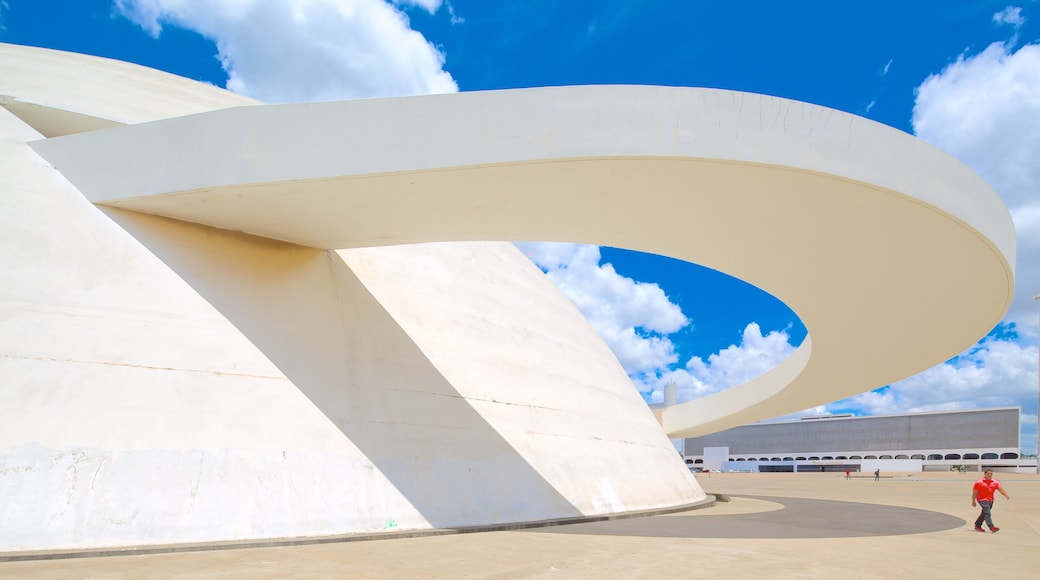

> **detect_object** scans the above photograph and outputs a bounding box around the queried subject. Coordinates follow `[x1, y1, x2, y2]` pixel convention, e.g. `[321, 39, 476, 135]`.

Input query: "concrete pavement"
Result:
[2, 471, 1037, 579]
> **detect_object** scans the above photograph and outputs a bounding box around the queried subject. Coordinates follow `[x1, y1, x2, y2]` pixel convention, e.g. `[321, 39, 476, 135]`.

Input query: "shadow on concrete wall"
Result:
[104, 208, 582, 527]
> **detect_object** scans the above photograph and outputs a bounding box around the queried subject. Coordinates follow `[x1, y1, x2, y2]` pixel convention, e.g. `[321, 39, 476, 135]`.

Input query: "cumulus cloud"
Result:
[518, 242, 801, 403]
[842, 335, 1037, 413]
[517, 242, 689, 378]
[993, 5, 1026, 28]
[827, 334, 1040, 453]
[393, 0, 442, 14]
[684, 323, 796, 394]
[391, 0, 460, 21]
[769, 331, 1039, 451]
[114, 0, 458, 102]
[912, 40, 1040, 333]
[640, 324, 797, 404]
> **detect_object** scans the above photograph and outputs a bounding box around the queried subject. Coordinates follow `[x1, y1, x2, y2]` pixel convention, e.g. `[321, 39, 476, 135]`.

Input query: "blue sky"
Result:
[2, 0, 1038, 452]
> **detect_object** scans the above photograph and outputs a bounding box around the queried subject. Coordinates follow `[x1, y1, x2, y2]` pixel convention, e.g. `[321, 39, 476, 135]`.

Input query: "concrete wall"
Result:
[702, 447, 729, 472]
[0, 44, 703, 552]
[0, 41, 1019, 552]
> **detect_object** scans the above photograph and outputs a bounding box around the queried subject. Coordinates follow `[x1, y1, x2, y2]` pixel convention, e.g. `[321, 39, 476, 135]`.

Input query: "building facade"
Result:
[683, 408, 1031, 472]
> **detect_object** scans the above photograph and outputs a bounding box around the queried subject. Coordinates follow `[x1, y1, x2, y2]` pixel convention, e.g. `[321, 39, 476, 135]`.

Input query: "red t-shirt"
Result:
[973, 478, 1001, 502]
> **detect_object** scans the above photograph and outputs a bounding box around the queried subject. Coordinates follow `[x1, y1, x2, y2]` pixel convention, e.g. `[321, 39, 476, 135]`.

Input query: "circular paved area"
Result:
[537, 495, 966, 538]
[1, 474, 1037, 579]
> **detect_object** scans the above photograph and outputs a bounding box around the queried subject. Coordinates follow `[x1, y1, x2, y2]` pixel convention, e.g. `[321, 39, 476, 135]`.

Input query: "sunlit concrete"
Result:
[4, 473, 1039, 577]
[0, 41, 1015, 553]
[32, 76, 1016, 438]
[0, 42, 259, 132]
[0, 43, 702, 552]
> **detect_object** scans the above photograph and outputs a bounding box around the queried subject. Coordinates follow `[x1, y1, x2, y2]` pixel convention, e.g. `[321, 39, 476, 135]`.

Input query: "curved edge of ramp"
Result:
[30, 85, 1017, 436]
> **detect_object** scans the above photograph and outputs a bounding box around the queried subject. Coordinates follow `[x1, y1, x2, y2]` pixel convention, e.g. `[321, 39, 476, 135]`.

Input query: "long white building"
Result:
[682, 408, 1032, 473]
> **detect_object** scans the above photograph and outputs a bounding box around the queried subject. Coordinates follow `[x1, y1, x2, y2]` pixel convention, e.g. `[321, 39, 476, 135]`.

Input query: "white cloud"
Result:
[640, 324, 797, 405]
[681, 323, 796, 398]
[516, 242, 688, 378]
[838, 336, 1037, 414]
[518, 242, 802, 404]
[392, 0, 460, 22]
[643, 368, 710, 404]
[445, 2, 464, 24]
[912, 41, 1040, 334]
[392, 0, 442, 14]
[770, 334, 1039, 452]
[993, 6, 1026, 28]
[824, 335, 1039, 453]
[114, 0, 458, 103]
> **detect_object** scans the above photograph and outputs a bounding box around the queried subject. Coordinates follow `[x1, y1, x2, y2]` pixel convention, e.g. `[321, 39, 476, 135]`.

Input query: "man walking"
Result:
[972, 469, 1011, 532]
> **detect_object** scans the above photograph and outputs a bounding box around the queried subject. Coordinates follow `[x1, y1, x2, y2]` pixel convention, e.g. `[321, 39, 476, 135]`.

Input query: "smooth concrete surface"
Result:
[1, 42, 703, 552]
[0, 42, 1016, 553]
[0, 42, 258, 132]
[2, 472, 1037, 579]
[30, 84, 1017, 439]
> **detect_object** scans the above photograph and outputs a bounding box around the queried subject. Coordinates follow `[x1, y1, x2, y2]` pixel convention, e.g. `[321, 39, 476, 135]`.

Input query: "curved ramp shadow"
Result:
[535, 495, 966, 539]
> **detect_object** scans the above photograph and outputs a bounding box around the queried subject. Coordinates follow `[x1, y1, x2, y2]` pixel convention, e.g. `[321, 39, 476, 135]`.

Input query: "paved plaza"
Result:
[2, 471, 1038, 579]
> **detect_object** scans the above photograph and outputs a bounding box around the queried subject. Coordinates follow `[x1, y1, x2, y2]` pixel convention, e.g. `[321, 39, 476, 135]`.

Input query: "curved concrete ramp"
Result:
[31, 86, 1017, 436]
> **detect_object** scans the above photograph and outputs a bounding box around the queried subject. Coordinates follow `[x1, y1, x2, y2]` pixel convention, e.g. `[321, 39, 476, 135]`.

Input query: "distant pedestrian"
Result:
[845, 469, 850, 480]
[874, 469, 880, 481]
[972, 469, 1010, 532]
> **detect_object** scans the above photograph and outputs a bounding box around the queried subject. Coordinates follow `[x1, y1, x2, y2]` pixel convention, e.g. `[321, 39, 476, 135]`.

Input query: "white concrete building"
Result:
[0, 43, 1016, 552]
[683, 408, 1034, 473]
